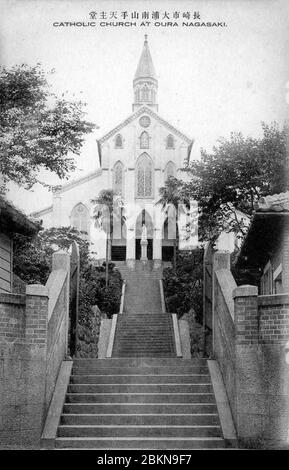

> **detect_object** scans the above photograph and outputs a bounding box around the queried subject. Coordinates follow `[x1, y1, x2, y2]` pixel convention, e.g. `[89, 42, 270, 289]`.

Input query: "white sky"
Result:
[1, 0, 289, 213]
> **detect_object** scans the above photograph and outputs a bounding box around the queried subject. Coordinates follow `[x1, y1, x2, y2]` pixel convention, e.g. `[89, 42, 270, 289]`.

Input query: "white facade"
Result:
[31, 37, 194, 264]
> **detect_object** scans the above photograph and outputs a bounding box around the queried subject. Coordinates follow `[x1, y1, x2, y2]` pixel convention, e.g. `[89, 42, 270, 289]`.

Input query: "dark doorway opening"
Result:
[111, 245, 126, 261]
[136, 238, 153, 260]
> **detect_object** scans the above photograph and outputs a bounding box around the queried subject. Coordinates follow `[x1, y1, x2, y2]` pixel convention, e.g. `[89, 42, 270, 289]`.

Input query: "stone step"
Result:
[70, 374, 211, 384]
[63, 403, 218, 414]
[113, 341, 174, 344]
[112, 353, 176, 358]
[107, 339, 173, 344]
[55, 436, 225, 449]
[113, 343, 175, 357]
[116, 323, 171, 327]
[57, 425, 222, 438]
[72, 366, 209, 375]
[67, 384, 213, 394]
[115, 327, 173, 331]
[73, 358, 206, 366]
[60, 413, 219, 426]
[112, 349, 175, 354]
[65, 393, 215, 404]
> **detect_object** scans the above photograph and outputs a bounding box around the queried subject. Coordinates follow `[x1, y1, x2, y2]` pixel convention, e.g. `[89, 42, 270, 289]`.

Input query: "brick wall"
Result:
[282, 219, 289, 292]
[258, 294, 289, 343]
[0, 252, 70, 449]
[214, 253, 289, 448]
[0, 288, 48, 448]
[0, 294, 26, 342]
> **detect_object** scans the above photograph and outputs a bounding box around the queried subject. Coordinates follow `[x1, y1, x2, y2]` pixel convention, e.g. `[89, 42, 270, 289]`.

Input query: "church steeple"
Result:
[133, 35, 158, 112]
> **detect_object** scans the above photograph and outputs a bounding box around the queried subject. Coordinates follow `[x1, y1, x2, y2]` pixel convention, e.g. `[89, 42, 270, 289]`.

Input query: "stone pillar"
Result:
[233, 285, 258, 344]
[232, 285, 265, 448]
[0, 285, 49, 448]
[52, 251, 70, 355]
[214, 251, 231, 271]
[140, 239, 148, 261]
[153, 230, 162, 268]
[126, 228, 135, 269]
[282, 219, 289, 292]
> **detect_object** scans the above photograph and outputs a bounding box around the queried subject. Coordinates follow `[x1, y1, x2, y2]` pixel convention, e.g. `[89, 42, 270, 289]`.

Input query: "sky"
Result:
[1, 0, 289, 213]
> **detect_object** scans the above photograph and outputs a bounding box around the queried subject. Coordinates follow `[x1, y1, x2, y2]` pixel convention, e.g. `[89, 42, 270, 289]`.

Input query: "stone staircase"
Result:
[54, 357, 226, 449]
[47, 260, 229, 449]
[113, 261, 175, 357]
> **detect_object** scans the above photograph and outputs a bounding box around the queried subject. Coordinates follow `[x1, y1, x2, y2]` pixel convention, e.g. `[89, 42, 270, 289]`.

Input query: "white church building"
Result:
[31, 36, 198, 265]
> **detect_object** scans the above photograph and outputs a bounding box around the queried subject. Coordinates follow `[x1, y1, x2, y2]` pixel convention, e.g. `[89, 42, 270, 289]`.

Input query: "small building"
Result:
[0, 196, 40, 293]
[235, 192, 289, 295]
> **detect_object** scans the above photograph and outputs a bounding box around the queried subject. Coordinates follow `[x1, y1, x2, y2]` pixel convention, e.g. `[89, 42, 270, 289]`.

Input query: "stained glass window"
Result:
[136, 154, 153, 198]
[140, 131, 149, 149]
[71, 203, 89, 237]
[114, 161, 124, 196]
[166, 134, 174, 149]
[115, 134, 123, 148]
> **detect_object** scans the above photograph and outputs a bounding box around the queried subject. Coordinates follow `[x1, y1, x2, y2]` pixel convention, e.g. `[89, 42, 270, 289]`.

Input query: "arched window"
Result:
[140, 131, 149, 149]
[142, 85, 149, 102]
[71, 203, 89, 237]
[113, 161, 124, 196]
[136, 153, 153, 198]
[164, 161, 176, 181]
[135, 88, 140, 102]
[115, 134, 123, 148]
[166, 134, 174, 149]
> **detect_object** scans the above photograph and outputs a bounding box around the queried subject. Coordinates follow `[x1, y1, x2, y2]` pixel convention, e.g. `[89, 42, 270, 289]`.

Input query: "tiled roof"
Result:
[0, 195, 41, 235]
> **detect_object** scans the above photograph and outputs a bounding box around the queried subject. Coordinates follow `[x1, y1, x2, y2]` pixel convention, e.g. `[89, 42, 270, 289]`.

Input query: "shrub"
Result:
[163, 248, 203, 322]
[13, 227, 123, 357]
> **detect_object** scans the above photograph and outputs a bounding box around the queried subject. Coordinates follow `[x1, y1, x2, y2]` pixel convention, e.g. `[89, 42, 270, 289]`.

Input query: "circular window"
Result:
[139, 116, 151, 128]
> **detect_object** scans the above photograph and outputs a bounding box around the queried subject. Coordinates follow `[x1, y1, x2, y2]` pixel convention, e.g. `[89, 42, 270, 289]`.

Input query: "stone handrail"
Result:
[106, 314, 118, 357]
[159, 279, 182, 357]
[119, 280, 126, 314]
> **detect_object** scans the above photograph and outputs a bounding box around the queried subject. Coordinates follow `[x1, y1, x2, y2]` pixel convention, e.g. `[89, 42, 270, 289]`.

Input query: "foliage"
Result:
[161, 122, 289, 242]
[91, 188, 123, 234]
[186, 309, 204, 357]
[156, 177, 190, 268]
[13, 226, 122, 321]
[157, 176, 190, 210]
[13, 226, 90, 285]
[163, 248, 203, 322]
[79, 262, 122, 322]
[0, 64, 95, 191]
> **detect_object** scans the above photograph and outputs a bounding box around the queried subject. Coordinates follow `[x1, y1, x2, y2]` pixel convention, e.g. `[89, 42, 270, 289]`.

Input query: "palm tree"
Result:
[156, 176, 190, 270]
[91, 189, 123, 287]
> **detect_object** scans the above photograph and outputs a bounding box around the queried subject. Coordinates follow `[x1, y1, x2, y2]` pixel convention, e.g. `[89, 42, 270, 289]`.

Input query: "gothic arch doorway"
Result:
[162, 216, 178, 262]
[135, 209, 154, 260]
[111, 210, 127, 261]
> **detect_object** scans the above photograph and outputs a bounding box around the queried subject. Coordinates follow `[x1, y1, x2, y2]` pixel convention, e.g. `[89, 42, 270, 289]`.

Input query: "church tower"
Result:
[132, 35, 158, 112]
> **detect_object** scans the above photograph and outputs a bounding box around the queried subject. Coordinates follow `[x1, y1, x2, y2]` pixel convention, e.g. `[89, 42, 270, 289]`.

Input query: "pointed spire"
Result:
[134, 35, 157, 81]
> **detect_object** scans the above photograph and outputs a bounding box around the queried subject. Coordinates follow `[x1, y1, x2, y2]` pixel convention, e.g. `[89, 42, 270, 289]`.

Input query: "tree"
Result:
[0, 64, 95, 192]
[181, 122, 289, 242]
[13, 225, 123, 318]
[13, 226, 90, 285]
[156, 176, 190, 269]
[91, 189, 123, 287]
